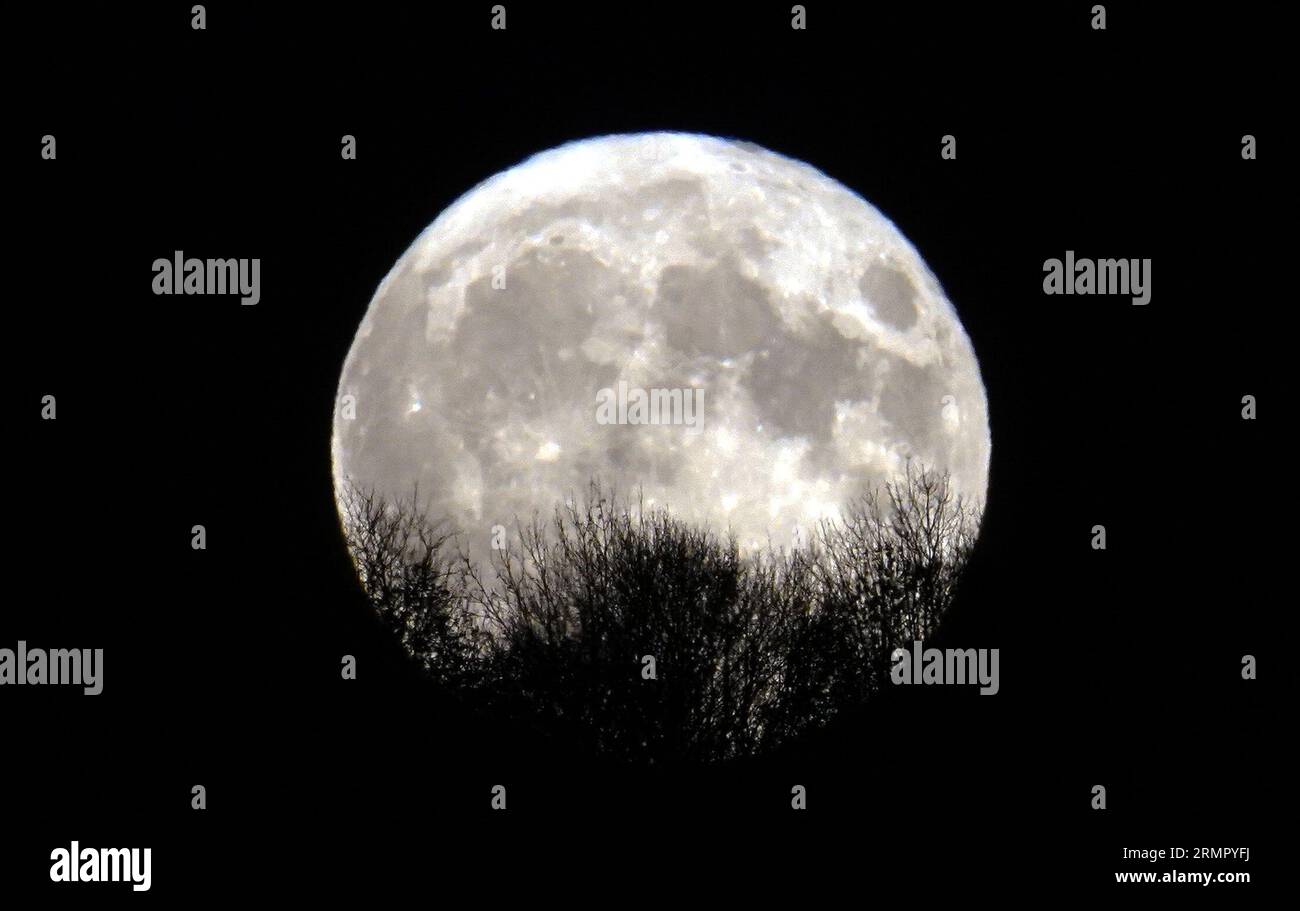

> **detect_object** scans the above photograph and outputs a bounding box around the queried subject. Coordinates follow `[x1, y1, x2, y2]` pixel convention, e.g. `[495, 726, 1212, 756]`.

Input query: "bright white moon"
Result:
[333, 133, 990, 573]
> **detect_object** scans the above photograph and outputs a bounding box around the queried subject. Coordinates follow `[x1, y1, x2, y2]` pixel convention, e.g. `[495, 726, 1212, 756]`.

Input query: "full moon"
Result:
[333, 133, 990, 575]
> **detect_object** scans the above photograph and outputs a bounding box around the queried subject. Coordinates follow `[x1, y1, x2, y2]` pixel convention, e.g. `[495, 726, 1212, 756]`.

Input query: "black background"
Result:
[6, 2, 1283, 898]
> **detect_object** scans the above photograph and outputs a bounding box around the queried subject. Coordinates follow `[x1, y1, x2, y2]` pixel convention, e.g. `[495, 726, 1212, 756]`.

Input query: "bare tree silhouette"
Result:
[337, 464, 981, 762]
[337, 483, 485, 688]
